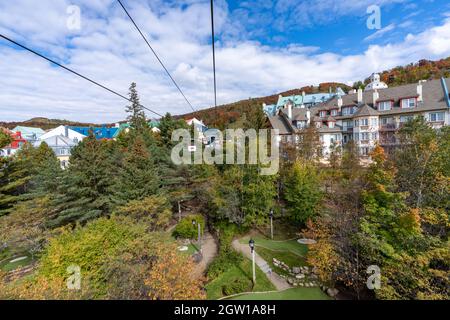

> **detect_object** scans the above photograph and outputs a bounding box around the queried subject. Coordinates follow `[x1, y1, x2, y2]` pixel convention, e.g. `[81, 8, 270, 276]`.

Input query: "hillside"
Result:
[0, 117, 113, 130]
[181, 56, 450, 128]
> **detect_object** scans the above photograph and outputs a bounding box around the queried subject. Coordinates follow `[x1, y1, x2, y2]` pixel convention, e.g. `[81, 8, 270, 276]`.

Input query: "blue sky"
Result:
[1, 0, 450, 122]
[225, 0, 450, 53]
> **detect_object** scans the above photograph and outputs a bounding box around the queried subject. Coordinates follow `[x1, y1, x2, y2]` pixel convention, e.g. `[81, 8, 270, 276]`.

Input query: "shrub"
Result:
[207, 222, 243, 280]
[222, 278, 251, 296]
[207, 250, 243, 279]
[172, 214, 205, 239]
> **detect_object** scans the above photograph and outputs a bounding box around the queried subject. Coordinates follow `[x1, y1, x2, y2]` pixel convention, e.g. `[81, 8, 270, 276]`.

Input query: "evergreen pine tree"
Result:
[48, 136, 118, 227]
[114, 135, 160, 204]
[126, 82, 147, 132]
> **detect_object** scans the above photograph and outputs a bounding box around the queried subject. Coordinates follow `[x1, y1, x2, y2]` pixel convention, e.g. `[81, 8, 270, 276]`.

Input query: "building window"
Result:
[429, 112, 444, 122]
[360, 147, 370, 156]
[401, 98, 416, 109]
[400, 115, 414, 123]
[296, 121, 306, 129]
[360, 133, 369, 141]
[371, 118, 378, 126]
[319, 110, 327, 118]
[378, 101, 392, 111]
[342, 107, 354, 116]
[329, 122, 335, 128]
[359, 119, 369, 126]
[381, 117, 394, 125]
[343, 120, 353, 129]
[371, 132, 378, 140]
[331, 109, 338, 116]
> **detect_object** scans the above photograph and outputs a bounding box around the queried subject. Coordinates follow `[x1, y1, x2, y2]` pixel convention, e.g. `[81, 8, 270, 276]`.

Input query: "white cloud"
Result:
[0, 0, 449, 123]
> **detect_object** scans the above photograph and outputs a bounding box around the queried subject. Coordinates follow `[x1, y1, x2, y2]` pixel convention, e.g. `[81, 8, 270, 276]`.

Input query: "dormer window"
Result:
[319, 110, 327, 118]
[378, 101, 392, 111]
[342, 106, 356, 116]
[329, 121, 335, 129]
[331, 109, 338, 116]
[401, 98, 416, 109]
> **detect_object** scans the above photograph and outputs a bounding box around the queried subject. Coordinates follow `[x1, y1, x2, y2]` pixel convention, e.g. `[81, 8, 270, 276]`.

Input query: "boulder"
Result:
[192, 252, 203, 264]
[295, 274, 305, 279]
[327, 288, 339, 297]
[292, 267, 301, 274]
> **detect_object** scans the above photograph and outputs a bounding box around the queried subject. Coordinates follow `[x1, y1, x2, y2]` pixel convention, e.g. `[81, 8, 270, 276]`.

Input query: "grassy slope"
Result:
[239, 236, 308, 257]
[0, 256, 33, 272]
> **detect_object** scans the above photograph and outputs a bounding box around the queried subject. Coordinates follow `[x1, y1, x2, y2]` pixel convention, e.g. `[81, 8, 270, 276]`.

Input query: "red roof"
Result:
[1, 128, 26, 150]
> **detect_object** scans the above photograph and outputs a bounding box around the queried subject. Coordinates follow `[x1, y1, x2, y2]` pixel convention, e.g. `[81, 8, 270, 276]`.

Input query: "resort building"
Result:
[35, 126, 87, 168]
[268, 75, 450, 160]
[12, 126, 45, 143]
[0, 128, 26, 157]
[34, 135, 78, 169]
[69, 126, 119, 140]
[263, 88, 345, 116]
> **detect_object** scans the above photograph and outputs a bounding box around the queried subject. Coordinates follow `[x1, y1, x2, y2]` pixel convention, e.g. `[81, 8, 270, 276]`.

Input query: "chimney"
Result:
[357, 88, 363, 103]
[262, 103, 266, 107]
[287, 102, 292, 119]
[306, 109, 311, 125]
[373, 90, 379, 105]
[417, 80, 425, 102]
[337, 96, 343, 109]
[64, 126, 69, 138]
[302, 91, 306, 98]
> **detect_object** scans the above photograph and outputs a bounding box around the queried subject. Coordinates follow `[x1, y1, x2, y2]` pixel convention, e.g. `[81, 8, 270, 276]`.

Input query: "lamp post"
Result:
[249, 239, 256, 285]
[192, 219, 202, 253]
[269, 208, 274, 240]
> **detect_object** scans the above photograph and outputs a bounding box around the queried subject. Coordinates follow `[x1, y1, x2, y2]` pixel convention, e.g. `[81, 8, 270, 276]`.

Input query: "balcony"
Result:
[379, 123, 398, 131]
[342, 126, 353, 132]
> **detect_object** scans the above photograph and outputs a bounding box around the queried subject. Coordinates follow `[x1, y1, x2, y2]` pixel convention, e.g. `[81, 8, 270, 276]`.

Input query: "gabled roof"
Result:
[35, 135, 77, 148]
[268, 115, 291, 135]
[353, 104, 380, 117]
[12, 126, 45, 135]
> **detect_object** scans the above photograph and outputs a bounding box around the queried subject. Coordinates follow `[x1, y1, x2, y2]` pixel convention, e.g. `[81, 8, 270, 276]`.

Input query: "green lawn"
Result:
[205, 258, 276, 300]
[239, 236, 308, 257]
[0, 256, 33, 272]
[229, 287, 330, 300]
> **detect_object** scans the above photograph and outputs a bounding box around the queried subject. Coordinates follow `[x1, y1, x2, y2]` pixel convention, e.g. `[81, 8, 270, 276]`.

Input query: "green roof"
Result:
[13, 126, 45, 135]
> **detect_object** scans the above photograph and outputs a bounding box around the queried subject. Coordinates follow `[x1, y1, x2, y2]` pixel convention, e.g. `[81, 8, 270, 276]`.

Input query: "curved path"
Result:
[232, 240, 291, 291]
[192, 232, 218, 279]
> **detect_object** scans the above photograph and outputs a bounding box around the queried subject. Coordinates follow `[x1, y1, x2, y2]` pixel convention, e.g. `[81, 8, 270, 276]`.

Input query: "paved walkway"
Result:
[192, 232, 218, 279]
[232, 240, 291, 291]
